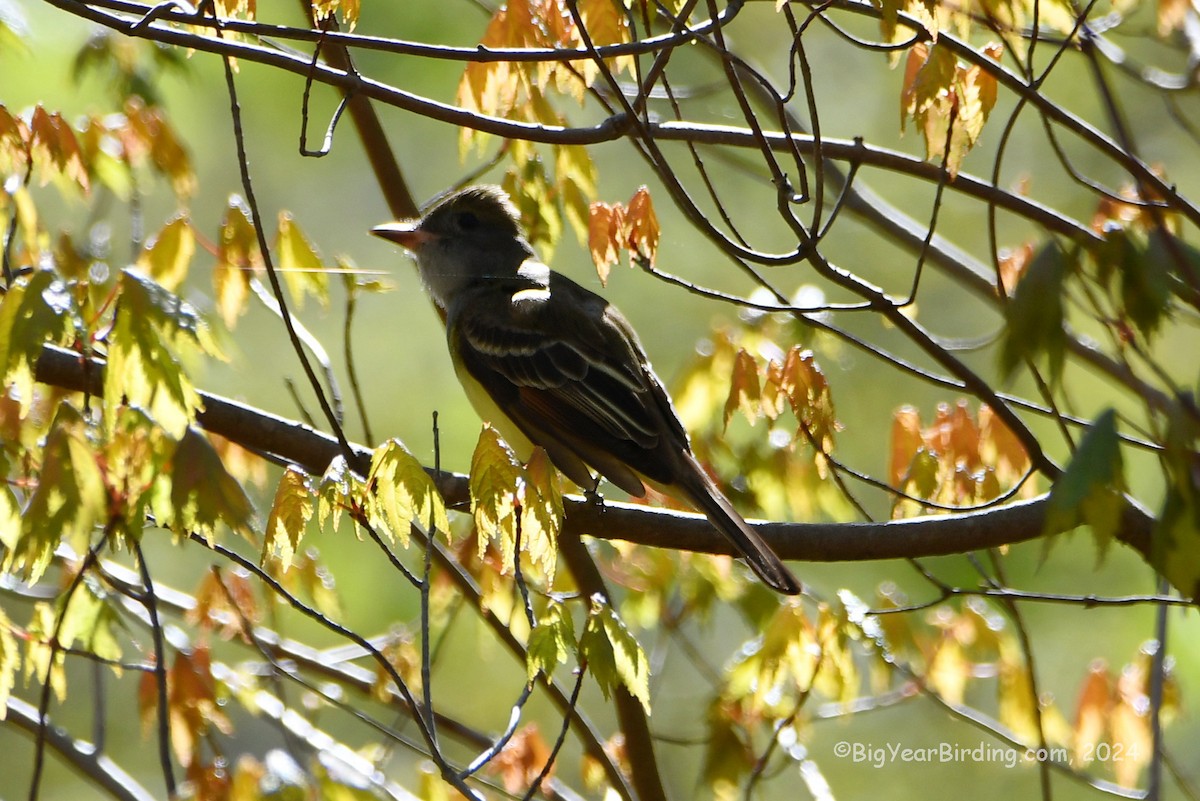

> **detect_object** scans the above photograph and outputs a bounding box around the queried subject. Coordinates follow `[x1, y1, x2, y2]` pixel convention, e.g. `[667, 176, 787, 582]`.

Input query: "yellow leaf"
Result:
[275, 211, 329, 309]
[998, 640, 1040, 744]
[576, 0, 634, 80]
[580, 595, 651, 713]
[927, 635, 968, 705]
[214, 196, 260, 329]
[369, 438, 450, 548]
[105, 270, 208, 438]
[26, 604, 67, 702]
[521, 447, 563, 582]
[137, 214, 194, 292]
[263, 466, 313, 572]
[166, 428, 256, 541]
[470, 425, 523, 568]
[526, 599, 576, 682]
[6, 405, 104, 582]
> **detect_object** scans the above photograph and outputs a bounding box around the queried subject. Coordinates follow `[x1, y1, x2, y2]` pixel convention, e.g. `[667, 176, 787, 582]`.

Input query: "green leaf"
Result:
[5, 404, 104, 582]
[0, 269, 74, 413]
[1153, 404, 1200, 597]
[104, 269, 214, 438]
[1000, 241, 1070, 382]
[580, 595, 650, 713]
[368, 438, 449, 548]
[263, 466, 314, 571]
[526, 599, 575, 682]
[1122, 230, 1171, 338]
[1043, 409, 1125, 561]
[164, 428, 255, 541]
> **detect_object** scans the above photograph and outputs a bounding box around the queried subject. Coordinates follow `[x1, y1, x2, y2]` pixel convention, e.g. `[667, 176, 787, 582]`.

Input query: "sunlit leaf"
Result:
[25, 604, 66, 702]
[29, 105, 89, 193]
[588, 201, 623, 285]
[317, 454, 357, 533]
[527, 599, 576, 682]
[927, 635, 968, 705]
[263, 466, 313, 572]
[580, 594, 650, 713]
[166, 428, 256, 541]
[311, 0, 358, 30]
[105, 269, 212, 439]
[625, 186, 660, 267]
[6, 404, 104, 582]
[0, 269, 74, 414]
[368, 438, 449, 548]
[372, 628, 422, 701]
[214, 196, 261, 328]
[723, 349, 761, 429]
[56, 580, 124, 666]
[137, 213, 194, 292]
[997, 639, 1039, 744]
[470, 424, 522, 568]
[556, 144, 597, 241]
[521, 447, 562, 581]
[275, 212, 329, 309]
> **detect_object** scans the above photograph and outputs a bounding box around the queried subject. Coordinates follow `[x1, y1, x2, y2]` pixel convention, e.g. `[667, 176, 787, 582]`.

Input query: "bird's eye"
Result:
[456, 211, 480, 231]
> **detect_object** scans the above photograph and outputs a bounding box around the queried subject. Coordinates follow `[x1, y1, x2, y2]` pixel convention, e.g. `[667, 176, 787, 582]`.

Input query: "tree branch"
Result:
[6, 697, 157, 801]
[34, 344, 1162, 577]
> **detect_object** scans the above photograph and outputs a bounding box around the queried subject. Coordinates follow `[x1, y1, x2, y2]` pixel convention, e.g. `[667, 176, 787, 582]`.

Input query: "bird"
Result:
[371, 185, 800, 595]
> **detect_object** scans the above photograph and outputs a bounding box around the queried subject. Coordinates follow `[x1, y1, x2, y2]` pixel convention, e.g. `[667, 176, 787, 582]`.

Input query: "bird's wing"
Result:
[449, 267, 686, 490]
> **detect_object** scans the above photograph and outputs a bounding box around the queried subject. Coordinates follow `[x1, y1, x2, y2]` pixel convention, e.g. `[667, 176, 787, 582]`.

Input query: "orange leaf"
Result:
[29, 106, 89, 193]
[489, 724, 554, 793]
[626, 186, 660, 266]
[588, 201, 622, 285]
[1073, 659, 1112, 766]
[890, 406, 924, 487]
[723, 349, 762, 430]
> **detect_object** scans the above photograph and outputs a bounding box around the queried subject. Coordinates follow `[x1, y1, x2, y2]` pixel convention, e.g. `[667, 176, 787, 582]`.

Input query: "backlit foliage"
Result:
[1, 0, 1197, 797]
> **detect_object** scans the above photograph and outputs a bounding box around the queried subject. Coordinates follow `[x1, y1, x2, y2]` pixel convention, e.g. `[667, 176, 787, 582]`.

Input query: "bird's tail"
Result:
[676, 453, 801, 595]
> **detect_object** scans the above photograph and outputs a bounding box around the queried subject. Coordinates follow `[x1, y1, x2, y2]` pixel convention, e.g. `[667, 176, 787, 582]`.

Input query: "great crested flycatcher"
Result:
[372, 185, 800, 595]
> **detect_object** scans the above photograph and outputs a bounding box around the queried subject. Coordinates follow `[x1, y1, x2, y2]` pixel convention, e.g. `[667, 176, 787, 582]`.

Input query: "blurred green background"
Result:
[2, 0, 1198, 798]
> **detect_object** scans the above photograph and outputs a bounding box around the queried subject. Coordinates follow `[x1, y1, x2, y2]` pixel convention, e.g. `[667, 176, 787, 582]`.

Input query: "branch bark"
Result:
[34, 344, 1158, 569]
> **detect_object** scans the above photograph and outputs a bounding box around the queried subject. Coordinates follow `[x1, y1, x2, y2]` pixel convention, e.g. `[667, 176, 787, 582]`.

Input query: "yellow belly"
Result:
[453, 359, 536, 459]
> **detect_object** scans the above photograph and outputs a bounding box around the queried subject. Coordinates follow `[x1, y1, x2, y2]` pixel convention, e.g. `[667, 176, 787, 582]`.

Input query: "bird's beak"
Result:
[371, 221, 432, 251]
